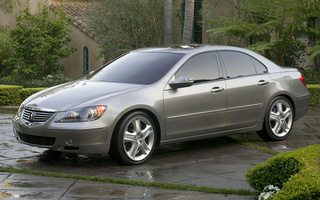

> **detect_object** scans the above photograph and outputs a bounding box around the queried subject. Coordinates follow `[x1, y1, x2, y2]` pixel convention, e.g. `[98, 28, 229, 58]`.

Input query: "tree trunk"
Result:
[182, 0, 194, 44]
[163, 0, 173, 45]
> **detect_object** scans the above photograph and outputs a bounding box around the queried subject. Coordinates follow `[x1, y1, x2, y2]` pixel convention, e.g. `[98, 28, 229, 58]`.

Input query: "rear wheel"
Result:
[258, 97, 294, 141]
[109, 111, 156, 165]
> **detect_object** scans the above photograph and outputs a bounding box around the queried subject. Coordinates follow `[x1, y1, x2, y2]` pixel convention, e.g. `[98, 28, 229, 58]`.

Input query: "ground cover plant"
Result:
[246, 144, 320, 200]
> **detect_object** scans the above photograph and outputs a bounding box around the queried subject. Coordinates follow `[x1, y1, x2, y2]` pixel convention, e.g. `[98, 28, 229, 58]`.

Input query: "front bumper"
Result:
[12, 114, 111, 154]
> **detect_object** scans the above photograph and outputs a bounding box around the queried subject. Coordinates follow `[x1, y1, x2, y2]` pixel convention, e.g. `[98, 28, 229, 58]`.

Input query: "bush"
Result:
[19, 88, 47, 103]
[301, 70, 320, 84]
[0, 85, 46, 106]
[0, 85, 23, 106]
[246, 144, 320, 200]
[0, 74, 72, 88]
[307, 84, 320, 107]
[245, 156, 302, 191]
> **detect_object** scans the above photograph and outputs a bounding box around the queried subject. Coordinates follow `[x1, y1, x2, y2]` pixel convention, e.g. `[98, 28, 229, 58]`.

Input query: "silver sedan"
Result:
[12, 45, 310, 164]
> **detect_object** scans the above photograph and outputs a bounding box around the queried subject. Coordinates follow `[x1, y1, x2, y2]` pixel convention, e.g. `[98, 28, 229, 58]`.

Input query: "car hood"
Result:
[24, 80, 144, 111]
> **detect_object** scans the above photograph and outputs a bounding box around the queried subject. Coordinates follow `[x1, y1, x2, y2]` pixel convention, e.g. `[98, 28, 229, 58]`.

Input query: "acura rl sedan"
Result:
[12, 45, 310, 164]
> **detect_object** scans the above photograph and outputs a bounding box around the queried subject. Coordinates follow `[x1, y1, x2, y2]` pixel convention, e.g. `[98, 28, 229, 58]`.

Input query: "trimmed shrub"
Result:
[245, 156, 302, 191]
[0, 85, 23, 106]
[307, 84, 320, 107]
[301, 70, 320, 84]
[19, 88, 47, 103]
[246, 144, 320, 200]
[0, 85, 46, 106]
[0, 74, 73, 88]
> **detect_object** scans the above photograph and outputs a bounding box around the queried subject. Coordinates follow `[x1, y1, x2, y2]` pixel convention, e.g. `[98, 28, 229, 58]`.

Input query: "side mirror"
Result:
[169, 77, 194, 89]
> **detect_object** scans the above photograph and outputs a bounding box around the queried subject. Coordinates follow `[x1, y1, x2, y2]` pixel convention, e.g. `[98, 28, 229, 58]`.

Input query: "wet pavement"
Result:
[0, 107, 319, 199]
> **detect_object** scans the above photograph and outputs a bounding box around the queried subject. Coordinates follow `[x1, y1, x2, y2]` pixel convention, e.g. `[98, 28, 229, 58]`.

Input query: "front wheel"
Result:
[258, 97, 294, 141]
[109, 111, 156, 165]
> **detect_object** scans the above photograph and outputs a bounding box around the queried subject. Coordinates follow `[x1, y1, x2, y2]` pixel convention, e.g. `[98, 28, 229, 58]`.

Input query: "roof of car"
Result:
[132, 44, 281, 72]
[133, 44, 254, 54]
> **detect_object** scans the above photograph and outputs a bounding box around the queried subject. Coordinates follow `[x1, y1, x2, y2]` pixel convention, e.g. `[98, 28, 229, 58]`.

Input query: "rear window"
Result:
[88, 52, 184, 85]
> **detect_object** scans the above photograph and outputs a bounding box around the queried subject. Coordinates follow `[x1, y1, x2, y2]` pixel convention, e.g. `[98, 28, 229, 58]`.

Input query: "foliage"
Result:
[0, 0, 19, 13]
[0, 27, 12, 75]
[2, 0, 76, 82]
[203, 0, 320, 66]
[0, 85, 45, 106]
[246, 144, 320, 200]
[307, 84, 320, 106]
[0, 74, 73, 88]
[301, 70, 320, 84]
[246, 156, 302, 191]
[18, 87, 47, 102]
[0, 85, 23, 106]
[86, 0, 163, 57]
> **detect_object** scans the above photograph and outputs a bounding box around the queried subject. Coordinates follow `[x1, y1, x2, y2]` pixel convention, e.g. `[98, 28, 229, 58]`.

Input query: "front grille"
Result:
[19, 132, 56, 146]
[22, 109, 55, 123]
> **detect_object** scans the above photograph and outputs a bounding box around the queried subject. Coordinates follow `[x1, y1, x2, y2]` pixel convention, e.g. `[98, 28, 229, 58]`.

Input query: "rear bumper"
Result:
[295, 94, 310, 121]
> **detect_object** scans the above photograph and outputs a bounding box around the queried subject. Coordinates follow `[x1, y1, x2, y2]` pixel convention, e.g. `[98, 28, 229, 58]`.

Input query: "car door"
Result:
[164, 52, 227, 140]
[218, 51, 271, 130]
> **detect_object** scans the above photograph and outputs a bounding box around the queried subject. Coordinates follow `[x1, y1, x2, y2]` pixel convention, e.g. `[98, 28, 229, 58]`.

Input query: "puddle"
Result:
[16, 159, 38, 164]
[1, 191, 13, 197]
[0, 143, 13, 148]
[15, 149, 42, 154]
[2, 182, 36, 188]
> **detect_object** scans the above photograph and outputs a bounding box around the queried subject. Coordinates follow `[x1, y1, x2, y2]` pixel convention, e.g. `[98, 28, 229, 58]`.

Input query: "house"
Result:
[0, 0, 103, 80]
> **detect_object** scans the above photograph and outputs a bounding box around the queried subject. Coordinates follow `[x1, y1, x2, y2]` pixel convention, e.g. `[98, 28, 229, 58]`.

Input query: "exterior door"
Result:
[164, 52, 227, 140]
[218, 51, 271, 130]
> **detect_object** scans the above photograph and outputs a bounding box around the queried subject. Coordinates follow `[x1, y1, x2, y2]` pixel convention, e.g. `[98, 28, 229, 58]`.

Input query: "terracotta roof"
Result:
[49, 3, 95, 39]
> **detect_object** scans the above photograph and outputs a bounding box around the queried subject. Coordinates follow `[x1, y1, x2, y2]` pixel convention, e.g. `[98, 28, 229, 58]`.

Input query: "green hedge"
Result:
[0, 85, 46, 106]
[0, 85, 23, 106]
[246, 144, 320, 200]
[0, 84, 319, 107]
[19, 88, 47, 103]
[307, 84, 320, 106]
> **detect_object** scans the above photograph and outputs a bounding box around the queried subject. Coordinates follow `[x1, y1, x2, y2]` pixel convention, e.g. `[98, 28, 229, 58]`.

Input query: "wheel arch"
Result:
[274, 94, 296, 121]
[112, 108, 162, 147]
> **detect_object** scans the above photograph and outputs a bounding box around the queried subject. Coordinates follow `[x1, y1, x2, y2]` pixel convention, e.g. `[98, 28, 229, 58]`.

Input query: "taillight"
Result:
[299, 75, 306, 86]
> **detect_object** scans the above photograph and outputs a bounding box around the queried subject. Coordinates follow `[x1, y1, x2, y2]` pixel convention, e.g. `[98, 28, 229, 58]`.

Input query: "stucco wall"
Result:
[1, 0, 103, 80]
[0, 0, 46, 28]
[58, 25, 103, 79]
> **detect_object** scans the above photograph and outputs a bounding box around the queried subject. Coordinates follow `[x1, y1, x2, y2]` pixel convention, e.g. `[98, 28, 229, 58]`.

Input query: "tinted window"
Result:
[219, 51, 256, 78]
[252, 58, 268, 74]
[176, 52, 220, 81]
[88, 52, 184, 84]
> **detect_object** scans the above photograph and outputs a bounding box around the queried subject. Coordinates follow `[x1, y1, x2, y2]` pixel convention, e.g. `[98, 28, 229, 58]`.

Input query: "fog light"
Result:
[65, 139, 73, 145]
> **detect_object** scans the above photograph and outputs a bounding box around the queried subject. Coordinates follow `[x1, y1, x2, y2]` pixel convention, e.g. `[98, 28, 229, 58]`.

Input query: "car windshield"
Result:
[88, 52, 184, 85]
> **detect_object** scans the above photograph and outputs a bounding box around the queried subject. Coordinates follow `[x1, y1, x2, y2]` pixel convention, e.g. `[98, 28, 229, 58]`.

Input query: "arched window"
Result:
[83, 46, 89, 74]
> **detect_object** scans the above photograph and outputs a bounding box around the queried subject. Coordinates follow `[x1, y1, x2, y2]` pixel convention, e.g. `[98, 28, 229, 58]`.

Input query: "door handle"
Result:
[257, 80, 269, 86]
[211, 87, 224, 93]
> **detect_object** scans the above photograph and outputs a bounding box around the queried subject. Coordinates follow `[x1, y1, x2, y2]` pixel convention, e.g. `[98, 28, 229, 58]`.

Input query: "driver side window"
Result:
[175, 52, 220, 81]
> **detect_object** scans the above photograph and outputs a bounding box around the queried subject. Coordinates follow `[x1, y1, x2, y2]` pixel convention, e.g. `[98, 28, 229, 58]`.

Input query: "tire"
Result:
[109, 111, 156, 165]
[258, 97, 294, 141]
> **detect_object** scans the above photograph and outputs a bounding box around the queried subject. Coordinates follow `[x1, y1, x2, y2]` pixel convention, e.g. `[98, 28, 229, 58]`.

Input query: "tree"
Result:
[0, 0, 19, 14]
[86, 0, 163, 58]
[0, 27, 11, 74]
[203, 0, 320, 67]
[3, 0, 76, 81]
[164, 0, 173, 45]
[181, 0, 194, 44]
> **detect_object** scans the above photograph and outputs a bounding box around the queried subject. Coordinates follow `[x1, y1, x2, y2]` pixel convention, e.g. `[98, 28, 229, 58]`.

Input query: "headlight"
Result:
[55, 106, 106, 123]
[17, 104, 25, 117]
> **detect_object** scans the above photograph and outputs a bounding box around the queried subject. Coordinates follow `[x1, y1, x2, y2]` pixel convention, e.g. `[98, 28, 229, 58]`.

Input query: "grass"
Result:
[0, 109, 17, 114]
[0, 166, 257, 196]
[0, 109, 276, 196]
[226, 137, 280, 156]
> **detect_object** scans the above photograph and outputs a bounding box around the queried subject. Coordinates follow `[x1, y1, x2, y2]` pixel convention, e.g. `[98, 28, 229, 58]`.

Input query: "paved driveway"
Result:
[0, 107, 319, 199]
